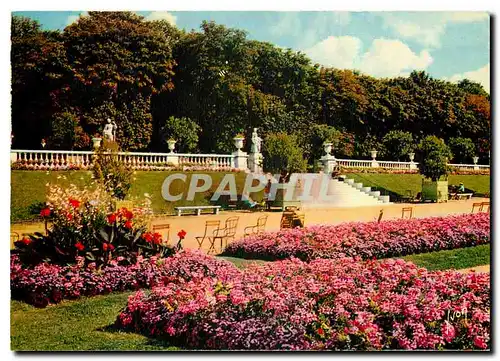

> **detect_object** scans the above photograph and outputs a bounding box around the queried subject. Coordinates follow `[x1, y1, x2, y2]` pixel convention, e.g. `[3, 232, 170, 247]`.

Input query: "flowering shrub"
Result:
[12, 183, 170, 267]
[116, 257, 490, 350]
[10, 250, 240, 308]
[222, 213, 490, 261]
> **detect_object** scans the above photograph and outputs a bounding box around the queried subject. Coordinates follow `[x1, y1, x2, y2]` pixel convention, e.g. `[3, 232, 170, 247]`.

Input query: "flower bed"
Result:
[116, 257, 490, 350]
[222, 213, 490, 262]
[10, 251, 240, 308]
[340, 166, 489, 175]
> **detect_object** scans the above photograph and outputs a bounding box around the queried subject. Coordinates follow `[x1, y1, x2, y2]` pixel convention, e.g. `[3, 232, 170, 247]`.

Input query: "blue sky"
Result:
[14, 11, 490, 91]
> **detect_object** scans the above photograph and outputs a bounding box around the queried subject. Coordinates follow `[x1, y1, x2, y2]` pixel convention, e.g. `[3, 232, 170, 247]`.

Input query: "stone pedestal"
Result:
[232, 150, 248, 170]
[321, 155, 336, 174]
[248, 152, 263, 173]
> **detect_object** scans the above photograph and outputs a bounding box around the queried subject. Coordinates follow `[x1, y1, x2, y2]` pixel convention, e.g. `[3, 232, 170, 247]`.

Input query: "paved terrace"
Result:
[11, 198, 489, 253]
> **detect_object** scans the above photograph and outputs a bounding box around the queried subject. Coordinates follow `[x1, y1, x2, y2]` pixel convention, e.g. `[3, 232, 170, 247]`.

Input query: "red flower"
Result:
[120, 208, 133, 220]
[21, 237, 32, 246]
[124, 220, 133, 229]
[40, 208, 51, 217]
[109, 244, 115, 251]
[317, 327, 324, 336]
[68, 198, 81, 208]
[107, 213, 117, 224]
[102, 243, 109, 251]
[75, 242, 84, 251]
[177, 229, 187, 239]
[143, 232, 153, 243]
[66, 213, 73, 221]
[153, 232, 163, 245]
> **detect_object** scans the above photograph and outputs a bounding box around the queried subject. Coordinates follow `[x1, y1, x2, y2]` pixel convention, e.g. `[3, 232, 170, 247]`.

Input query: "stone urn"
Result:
[408, 152, 415, 162]
[323, 142, 333, 155]
[233, 136, 245, 150]
[167, 139, 176, 153]
[371, 150, 378, 160]
[473, 156, 479, 164]
[92, 137, 102, 149]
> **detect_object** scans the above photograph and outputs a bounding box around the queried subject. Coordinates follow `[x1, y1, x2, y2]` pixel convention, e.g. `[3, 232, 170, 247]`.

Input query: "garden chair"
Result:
[152, 223, 170, 244]
[244, 215, 268, 237]
[480, 202, 490, 213]
[213, 216, 239, 251]
[401, 207, 413, 219]
[280, 207, 305, 229]
[195, 220, 221, 254]
[377, 209, 384, 223]
[471, 202, 483, 213]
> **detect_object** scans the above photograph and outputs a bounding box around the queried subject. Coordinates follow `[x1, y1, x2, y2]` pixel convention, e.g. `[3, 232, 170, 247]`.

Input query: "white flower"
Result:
[144, 193, 150, 198]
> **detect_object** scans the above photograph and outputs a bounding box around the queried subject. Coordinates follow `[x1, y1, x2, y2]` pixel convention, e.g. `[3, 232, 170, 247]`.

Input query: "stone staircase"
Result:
[293, 174, 391, 209]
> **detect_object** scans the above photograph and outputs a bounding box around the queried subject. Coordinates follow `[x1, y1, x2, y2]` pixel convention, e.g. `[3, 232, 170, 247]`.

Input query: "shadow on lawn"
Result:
[98, 323, 181, 350]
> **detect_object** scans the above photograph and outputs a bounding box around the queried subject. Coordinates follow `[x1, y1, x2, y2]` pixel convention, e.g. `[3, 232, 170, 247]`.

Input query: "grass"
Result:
[345, 173, 490, 198]
[11, 170, 261, 222]
[402, 244, 490, 271]
[10, 246, 489, 351]
[217, 256, 268, 269]
[11, 292, 179, 351]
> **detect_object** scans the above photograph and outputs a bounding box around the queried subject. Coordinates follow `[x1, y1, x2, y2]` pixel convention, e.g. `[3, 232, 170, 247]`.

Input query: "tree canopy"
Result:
[11, 13, 490, 163]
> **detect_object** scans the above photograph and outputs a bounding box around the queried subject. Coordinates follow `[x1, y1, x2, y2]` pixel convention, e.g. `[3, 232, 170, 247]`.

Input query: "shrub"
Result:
[159, 116, 200, 153]
[418, 136, 452, 181]
[222, 213, 490, 262]
[449, 137, 475, 164]
[116, 257, 490, 350]
[382, 130, 414, 161]
[11, 250, 239, 308]
[12, 183, 169, 268]
[263, 132, 307, 182]
[92, 140, 133, 199]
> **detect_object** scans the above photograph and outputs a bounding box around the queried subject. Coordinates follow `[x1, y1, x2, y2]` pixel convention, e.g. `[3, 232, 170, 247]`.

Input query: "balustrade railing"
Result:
[11, 149, 237, 171]
[11, 149, 489, 172]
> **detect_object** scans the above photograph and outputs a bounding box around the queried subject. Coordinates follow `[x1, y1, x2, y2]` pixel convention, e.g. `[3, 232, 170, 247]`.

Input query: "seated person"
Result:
[458, 183, 465, 193]
[241, 193, 258, 209]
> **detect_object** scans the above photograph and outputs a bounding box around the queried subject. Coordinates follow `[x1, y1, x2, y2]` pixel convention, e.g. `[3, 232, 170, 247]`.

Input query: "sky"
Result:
[13, 11, 491, 92]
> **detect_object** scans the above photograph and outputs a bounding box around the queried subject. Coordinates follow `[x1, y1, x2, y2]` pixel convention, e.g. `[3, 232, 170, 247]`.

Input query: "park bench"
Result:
[450, 193, 473, 200]
[174, 205, 221, 216]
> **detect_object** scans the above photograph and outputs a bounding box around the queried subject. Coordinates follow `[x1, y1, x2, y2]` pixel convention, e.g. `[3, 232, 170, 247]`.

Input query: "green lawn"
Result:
[402, 244, 490, 271]
[11, 170, 262, 222]
[11, 292, 179, 351]
[346, 173, 490, 198]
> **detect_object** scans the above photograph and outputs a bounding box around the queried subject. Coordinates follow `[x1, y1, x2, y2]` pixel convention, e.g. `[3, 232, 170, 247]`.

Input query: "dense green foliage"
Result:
[263, 133, 307, 179]
[449, 137, 476, 164]
[418, 136, 453, 181]
[12, 13, 490, 165]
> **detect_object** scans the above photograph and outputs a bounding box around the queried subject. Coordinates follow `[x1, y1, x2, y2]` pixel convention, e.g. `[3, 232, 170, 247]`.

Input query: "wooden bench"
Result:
[174, 205, 221, 216]
[450, 193, 473, 200]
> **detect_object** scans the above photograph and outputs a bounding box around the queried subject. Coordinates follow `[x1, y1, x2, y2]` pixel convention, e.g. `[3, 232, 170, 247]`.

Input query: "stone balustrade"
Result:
[11, 149, 489, 172]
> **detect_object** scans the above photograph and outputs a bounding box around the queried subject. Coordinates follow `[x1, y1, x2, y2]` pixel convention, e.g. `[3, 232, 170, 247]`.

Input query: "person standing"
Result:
[264, 179, 272, 211]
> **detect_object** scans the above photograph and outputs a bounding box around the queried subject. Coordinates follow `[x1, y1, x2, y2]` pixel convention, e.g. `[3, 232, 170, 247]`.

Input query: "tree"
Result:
[418, 136, 452, 181]
[159, 116, 200, 153]
[448, 137, 475, 164]
[382, 130, 414, 161]
[301, 124, 341, 164]
[263, 133, 307, 181]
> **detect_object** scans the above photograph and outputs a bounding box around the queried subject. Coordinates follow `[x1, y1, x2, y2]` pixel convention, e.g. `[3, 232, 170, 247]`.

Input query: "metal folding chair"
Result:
[244, 215, 268, 236]
[401, 207, 413, 219]
[377, 209, 384, 223]
[152, 223, 170, 244]
[480, 202, 490, 212]
[472, 202, 483, 213]
[10, 232, 19, 244]
[196, 220, 221, 254]
[214, 216, 239, 250]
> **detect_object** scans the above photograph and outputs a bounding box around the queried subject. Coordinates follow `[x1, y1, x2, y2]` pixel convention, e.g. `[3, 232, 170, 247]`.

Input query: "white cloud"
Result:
[304, 36, 433, 78]
[445, 63, 490, 93]
[145, 11, 177, 25]
[304, 36, 361, 69]
[359, 39, 433, 77]
[381, 12, 489, 48]
[65, 12, 88, 26]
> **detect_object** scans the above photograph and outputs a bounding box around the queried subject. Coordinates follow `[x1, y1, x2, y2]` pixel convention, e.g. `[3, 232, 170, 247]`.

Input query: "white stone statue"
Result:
[251, 128, 262, 153]
[103, 118, 117, 142]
